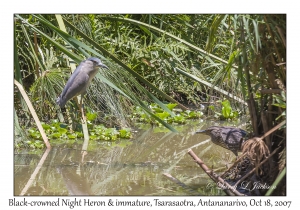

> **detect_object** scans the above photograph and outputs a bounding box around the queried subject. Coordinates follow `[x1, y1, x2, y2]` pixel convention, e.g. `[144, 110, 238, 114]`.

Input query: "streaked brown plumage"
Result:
[195, 126, 248, 156]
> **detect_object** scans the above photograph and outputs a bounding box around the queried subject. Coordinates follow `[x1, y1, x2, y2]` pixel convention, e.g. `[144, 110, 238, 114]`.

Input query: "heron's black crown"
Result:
[87, 57, 108, 69]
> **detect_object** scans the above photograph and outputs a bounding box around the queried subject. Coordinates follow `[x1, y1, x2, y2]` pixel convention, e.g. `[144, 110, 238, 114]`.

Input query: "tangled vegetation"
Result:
[14, 14, 286, 195]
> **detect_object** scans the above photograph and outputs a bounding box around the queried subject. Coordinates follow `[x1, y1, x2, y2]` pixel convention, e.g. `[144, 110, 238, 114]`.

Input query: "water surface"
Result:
[14, 120, 246, 196]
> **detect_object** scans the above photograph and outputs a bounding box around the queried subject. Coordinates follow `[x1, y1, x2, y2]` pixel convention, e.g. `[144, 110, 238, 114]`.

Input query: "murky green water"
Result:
[14, 120, 246, 196]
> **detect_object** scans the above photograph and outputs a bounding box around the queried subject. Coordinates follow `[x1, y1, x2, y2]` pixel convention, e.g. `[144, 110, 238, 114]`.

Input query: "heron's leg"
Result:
[80, 94, 86, 121]
[74, 98, 81, 117]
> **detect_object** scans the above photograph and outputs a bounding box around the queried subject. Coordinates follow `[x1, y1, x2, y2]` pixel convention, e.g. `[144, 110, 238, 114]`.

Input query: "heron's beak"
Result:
[195, 130, 206, 134]
[99, 63, 109, 69]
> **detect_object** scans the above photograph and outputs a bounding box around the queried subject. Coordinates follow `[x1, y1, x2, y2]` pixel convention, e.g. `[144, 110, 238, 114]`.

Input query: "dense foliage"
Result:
[14, 14, 286, 195]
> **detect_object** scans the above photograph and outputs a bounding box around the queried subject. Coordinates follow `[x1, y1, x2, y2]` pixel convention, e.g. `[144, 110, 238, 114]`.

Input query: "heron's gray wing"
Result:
[60, 61, 85, 98]
[60, 69, 89, 104]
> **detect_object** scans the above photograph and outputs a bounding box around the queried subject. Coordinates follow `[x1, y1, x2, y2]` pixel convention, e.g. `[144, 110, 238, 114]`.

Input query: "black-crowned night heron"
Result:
[195, 126, 248, 156]
[56, 57, 108, 119]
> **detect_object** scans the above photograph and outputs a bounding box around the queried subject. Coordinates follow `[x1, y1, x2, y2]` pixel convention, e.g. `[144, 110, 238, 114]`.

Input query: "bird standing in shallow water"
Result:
[195, 126, 248, 156]
[56, 57, 109, 120]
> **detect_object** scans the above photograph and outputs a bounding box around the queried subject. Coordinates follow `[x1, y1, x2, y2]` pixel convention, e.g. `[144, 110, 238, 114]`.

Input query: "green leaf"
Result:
[51, 133, 61, 139]
[220, 99, 237, 119]
[41, 122, 51, 130]
[152, 107, 163, 113]
[173, 115, 186, 124]
[272, 103, 286, 109]
[76, 132, 84, 138]
[57, 127, 68, 134]
[136, 99, 177, 132]
[86, 112, 98, 121]
[155, 112, 170, 120]
[90, 135, 97, 140]
[166, 103, 177, 111]
[67, 134, 77, 139]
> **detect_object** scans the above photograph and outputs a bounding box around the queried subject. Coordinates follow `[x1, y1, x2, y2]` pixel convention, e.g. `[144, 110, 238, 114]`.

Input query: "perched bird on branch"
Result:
[195, 126, 248, 156]
[56, 57, 108, 120]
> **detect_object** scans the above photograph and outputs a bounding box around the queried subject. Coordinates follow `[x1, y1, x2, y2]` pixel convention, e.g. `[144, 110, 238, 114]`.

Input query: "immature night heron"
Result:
[195, 126, 248, 156]
[56, 57, 108, 119]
